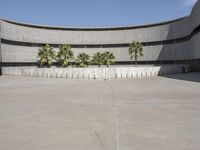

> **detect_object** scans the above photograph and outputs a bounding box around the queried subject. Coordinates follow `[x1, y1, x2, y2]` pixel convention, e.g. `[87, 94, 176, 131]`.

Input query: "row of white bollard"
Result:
[2, 65, 185, 79]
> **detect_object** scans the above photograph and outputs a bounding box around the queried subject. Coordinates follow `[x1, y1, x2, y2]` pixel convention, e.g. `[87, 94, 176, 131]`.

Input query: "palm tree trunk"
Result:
[135, 56, 137, 67]
[46, 53, 49, 67]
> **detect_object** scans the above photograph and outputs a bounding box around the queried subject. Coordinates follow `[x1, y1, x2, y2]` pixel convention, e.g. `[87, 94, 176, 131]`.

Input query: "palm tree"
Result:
[102, 51, 115, 67]
[57, 44, 74, 67]
[128, 41, 144, 67]
[38, 44, 56, 67]
[76, 53, 90, 68]
[92, 52, 103, 67]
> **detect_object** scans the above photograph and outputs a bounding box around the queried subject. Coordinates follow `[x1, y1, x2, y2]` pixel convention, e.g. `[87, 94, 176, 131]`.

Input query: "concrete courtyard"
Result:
[0, 73, 200, 150]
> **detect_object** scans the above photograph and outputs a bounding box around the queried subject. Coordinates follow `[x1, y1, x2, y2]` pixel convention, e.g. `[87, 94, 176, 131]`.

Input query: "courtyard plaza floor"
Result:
[0, 73, 200, 150]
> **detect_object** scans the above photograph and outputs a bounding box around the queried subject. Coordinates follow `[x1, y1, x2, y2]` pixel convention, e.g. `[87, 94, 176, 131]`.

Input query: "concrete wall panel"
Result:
[0, 18, 190, 44]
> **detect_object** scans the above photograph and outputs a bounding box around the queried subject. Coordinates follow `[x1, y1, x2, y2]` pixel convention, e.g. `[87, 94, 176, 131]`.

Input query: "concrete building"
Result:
[0, 0, 200, 74]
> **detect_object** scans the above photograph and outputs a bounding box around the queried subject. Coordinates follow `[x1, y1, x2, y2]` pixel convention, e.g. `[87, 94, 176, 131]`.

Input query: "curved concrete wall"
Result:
[0, 1, 200, 68]
[0, 18, 188, 44]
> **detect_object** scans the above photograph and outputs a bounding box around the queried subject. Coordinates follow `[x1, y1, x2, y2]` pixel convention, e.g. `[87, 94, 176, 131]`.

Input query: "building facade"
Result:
[0, 1, 200, 73]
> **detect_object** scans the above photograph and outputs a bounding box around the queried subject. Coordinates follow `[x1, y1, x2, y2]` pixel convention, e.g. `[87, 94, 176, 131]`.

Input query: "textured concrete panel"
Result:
[1, 44, 39, 62]
[0, 21, 177, 44]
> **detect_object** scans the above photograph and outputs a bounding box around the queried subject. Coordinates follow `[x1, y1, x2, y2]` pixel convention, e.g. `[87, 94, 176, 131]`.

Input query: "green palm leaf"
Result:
[38, 44, 56, 67]
[56, 44, 74, 67]
[128, 41, 144, 67]
[76, 53, 90, 68]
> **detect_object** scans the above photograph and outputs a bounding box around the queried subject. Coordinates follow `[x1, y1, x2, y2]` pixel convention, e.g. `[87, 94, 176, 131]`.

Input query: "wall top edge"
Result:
[0, 17, 187, 31]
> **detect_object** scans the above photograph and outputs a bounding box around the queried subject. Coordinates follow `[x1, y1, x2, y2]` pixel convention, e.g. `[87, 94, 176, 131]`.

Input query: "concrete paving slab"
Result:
[0, 73, 200, 150]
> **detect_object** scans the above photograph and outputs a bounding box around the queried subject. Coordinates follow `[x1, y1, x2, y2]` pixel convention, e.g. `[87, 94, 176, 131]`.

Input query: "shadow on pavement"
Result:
[162, 72, 200, 83]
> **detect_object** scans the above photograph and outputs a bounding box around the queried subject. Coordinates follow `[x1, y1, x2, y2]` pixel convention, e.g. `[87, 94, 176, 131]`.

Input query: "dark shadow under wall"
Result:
[162, 72, 200, 83]
[190, 59, 200, 71]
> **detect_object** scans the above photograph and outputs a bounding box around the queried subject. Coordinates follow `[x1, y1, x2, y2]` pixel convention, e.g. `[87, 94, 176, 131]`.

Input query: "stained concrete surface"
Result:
[0, 73, 200, 150]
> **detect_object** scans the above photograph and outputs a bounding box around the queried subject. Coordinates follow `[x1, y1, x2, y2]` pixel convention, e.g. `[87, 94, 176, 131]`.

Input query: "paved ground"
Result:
[0, 73, 200, 150]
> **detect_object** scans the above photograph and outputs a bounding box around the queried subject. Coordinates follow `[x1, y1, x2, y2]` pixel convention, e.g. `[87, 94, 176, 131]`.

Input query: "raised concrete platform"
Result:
[2, 65, 186, 79]
[0, 73, 200, 150]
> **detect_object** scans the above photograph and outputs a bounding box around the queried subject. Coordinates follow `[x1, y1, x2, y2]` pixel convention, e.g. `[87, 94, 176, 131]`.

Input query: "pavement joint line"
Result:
[115, 105, 120, 150]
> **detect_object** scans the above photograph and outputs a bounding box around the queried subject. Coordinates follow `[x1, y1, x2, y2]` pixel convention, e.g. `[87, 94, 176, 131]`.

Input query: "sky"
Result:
[0, 0, 198, 27]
